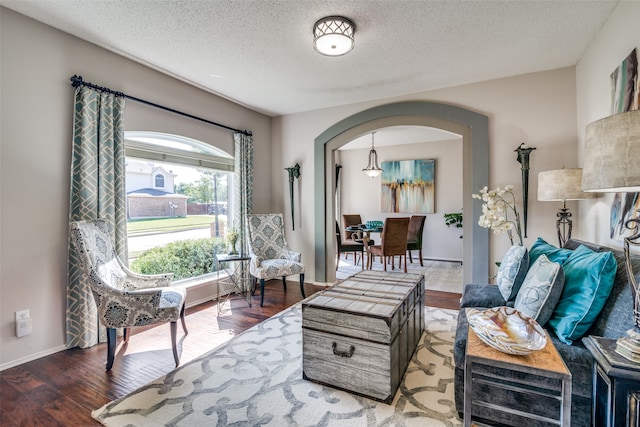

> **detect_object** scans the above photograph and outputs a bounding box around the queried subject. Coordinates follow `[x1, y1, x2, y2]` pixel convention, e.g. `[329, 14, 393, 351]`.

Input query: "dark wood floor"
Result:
[0, 280, 460, 427]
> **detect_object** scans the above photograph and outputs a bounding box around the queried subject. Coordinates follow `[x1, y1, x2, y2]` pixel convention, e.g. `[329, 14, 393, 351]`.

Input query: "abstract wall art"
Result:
[610, 47, 639, 240]
[381, 159, 435, 213]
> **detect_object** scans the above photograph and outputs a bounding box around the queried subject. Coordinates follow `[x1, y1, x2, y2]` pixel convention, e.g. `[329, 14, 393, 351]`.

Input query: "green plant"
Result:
[130, 238, 226, 280]
[444, 212, 463, 239]
[444, 213, 463, 228]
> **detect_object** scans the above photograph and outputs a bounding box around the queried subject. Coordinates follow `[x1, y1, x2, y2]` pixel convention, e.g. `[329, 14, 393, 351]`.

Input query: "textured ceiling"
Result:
[2, 0, 618, 119]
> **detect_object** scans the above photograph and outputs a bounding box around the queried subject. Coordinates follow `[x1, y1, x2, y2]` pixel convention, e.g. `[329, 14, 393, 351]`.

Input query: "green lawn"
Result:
[127, 215, 227, 235]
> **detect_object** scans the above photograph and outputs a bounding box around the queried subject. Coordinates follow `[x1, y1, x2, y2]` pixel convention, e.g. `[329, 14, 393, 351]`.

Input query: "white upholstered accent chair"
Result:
[246, 213, 306, 306]
[69, 219, 187, 371]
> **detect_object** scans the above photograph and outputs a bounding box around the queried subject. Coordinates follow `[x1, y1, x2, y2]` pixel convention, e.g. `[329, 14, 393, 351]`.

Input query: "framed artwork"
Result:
[610, 47, 640, 240]
[381, 159, 435, 213]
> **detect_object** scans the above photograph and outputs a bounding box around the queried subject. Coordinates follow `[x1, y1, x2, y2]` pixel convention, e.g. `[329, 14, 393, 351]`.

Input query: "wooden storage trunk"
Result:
[302, 270, 425, 403]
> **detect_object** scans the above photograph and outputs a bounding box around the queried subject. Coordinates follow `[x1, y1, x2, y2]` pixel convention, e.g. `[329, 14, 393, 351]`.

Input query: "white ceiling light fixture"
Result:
[313, 16, 355, 56]
[363, 132, 383, 178]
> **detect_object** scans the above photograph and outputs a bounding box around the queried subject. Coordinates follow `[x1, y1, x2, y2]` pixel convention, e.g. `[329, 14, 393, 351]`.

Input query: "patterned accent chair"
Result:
[406, 215, 427, 266]
[246, 213, 306, 306]
[69, 220, 187, 371]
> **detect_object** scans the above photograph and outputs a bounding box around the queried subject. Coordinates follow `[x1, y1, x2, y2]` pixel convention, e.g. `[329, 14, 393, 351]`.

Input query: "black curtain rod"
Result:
[70, 75, 252, 136]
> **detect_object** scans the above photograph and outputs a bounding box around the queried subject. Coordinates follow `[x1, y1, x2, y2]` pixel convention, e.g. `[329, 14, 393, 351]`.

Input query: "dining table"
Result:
[345, 225, 383, 241]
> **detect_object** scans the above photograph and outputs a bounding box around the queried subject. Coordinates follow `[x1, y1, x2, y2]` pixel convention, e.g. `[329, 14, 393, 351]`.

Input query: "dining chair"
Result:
[368, 217, 410, 272]
[336, 222, 364, 270]
[246, 213, 305, 306]
[341, 214, 375, 248]
[406, 215, 427, 266]
[341, 214, 363, 242]
[69, 219, 187, 371]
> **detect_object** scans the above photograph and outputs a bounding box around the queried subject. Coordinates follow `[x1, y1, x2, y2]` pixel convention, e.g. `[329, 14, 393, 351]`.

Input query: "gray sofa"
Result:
[453, 239, 639, 426]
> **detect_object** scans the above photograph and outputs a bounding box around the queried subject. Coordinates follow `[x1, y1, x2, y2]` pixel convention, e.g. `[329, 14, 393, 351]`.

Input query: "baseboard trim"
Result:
[423, 257, 463, 264]
[0, 344, 68, 372]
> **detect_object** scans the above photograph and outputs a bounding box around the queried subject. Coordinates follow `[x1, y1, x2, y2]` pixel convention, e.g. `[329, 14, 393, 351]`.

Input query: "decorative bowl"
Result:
[467, 306, 547, 355]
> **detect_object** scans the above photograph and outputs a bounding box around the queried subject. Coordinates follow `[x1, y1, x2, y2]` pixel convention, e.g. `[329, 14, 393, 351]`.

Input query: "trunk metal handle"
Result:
[332, 342, 355, 358]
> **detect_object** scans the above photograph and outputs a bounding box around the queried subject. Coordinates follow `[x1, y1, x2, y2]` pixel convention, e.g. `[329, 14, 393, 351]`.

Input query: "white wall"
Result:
[0, 8, 271, 369]
[339, 138, 464, 261]
[576, 0, 640, 248]
[274, 67, 578, 283]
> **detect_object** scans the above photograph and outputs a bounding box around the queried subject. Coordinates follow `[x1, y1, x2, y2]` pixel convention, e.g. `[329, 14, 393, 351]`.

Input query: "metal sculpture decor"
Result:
[285, 163, 301, 230]
[515, 143, 536, 238]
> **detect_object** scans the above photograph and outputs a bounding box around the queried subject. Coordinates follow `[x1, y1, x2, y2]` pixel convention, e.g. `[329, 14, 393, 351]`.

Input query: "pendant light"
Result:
[363, 132, 383, 178]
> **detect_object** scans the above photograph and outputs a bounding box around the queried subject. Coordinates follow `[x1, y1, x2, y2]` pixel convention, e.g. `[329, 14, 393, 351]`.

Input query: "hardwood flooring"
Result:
[0, 280, 460, 427]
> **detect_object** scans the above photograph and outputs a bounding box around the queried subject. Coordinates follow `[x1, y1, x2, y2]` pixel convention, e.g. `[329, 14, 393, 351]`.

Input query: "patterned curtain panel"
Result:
[67, 86, 127, 349]
[233, 132, 253, 290]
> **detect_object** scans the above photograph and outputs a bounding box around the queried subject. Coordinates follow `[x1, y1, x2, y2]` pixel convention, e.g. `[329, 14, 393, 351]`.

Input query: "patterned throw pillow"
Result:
[514, 254, 565, 326]
[496, 245, 529, 301]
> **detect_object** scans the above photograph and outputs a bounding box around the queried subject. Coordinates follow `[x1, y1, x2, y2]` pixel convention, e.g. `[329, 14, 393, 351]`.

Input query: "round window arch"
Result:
[314, 101, 489, 284]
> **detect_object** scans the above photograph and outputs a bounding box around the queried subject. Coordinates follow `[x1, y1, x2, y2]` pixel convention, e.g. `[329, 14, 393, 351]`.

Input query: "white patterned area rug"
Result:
[93, 305, 461, 427]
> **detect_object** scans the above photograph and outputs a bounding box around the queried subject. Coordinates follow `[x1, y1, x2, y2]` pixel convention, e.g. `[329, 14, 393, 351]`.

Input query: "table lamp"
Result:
[538, 168, 594, 247]
[582, 109, 640, 363]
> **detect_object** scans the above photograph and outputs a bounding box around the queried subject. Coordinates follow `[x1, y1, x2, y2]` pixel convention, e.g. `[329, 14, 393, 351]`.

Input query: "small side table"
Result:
[215, 253, 252, 315]
[583, 335, 640, 427]
[464, 324, 572, 426]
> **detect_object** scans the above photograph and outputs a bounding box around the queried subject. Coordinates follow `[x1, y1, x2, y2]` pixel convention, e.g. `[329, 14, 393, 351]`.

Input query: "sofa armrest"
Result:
[460, 283, 508, 308]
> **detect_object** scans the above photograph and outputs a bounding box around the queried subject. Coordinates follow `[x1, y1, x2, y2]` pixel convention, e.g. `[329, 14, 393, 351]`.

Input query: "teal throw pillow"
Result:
[547, 245, 617, 345]
[496, 245, 529, 301]
[529, 237, 572, 265]
[514, 254, 565, 326]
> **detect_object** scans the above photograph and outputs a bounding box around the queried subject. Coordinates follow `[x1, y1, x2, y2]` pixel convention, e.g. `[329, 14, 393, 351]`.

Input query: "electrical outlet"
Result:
[16, 309, 30, 322]
[15, 309, 32, 337]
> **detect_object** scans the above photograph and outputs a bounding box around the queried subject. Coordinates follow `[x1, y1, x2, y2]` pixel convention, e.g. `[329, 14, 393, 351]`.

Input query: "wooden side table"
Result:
[464, 325, 572, 426]
[215, 253, 252, 315]
[583, 335, 640, 427]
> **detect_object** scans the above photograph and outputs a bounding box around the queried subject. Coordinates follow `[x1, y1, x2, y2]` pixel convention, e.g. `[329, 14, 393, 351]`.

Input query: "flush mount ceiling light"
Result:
[313, 16, 355, 56]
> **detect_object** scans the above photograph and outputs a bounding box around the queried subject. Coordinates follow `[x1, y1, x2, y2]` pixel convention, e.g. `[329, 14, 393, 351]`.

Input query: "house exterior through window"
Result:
[124, 131, 234, 287]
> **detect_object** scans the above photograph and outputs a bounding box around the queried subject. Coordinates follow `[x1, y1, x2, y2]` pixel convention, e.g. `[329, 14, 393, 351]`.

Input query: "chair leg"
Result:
[408, 250, 413, 264]
[383, 256, 387, 271]
[180, 304, 188, 335]
[403, 255, 407, 273]
[419, 248, 424, 267]
[282, 276, 287, 291]
[299, 273, 306, 298]
[336, 250, 340, 271]
[106, 328, 117, 371]
[260, 278, 266, 307]
[124, 327, 130, 343]
[170, 320, 179, 367]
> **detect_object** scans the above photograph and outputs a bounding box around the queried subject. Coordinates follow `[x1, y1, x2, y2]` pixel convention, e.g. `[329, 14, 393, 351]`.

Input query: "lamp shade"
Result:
[313, 16, 355, 56]
[582, 109, 640, 192]
[538, 168, 595, 201]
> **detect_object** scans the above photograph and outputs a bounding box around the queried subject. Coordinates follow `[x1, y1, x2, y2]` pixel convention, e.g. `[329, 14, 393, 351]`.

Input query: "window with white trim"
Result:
[124, 131, 234, 288]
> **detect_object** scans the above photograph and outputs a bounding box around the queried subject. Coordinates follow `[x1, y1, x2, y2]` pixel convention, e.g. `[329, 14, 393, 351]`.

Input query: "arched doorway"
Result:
[314, 101, 489, 284]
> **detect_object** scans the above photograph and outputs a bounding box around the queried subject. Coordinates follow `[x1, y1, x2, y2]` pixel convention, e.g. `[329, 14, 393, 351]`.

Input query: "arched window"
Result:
[124, 131, 235, 287]
[155, 174, 165, 188]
